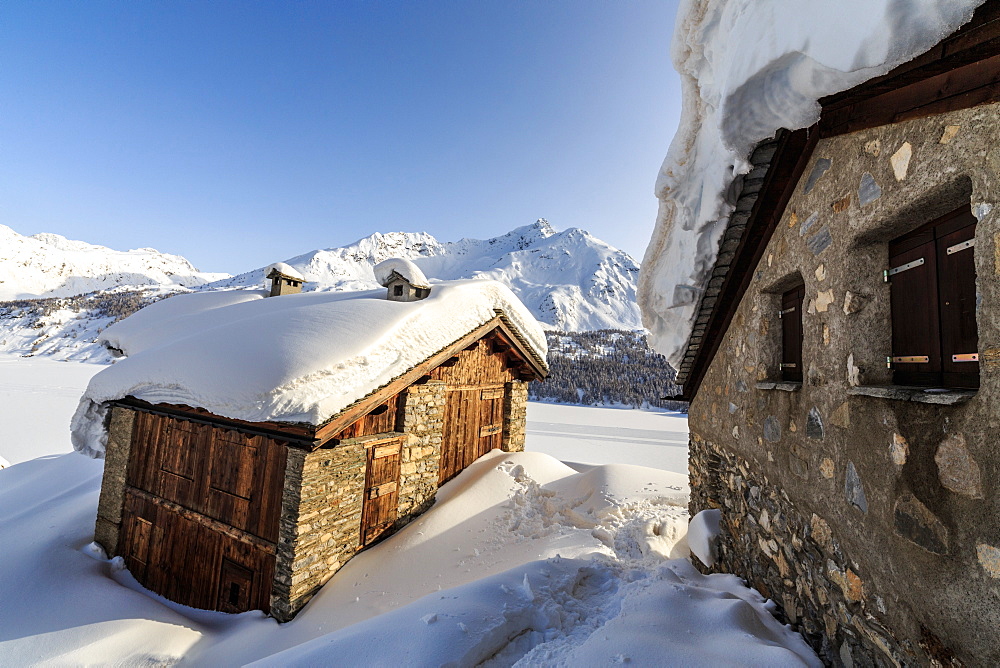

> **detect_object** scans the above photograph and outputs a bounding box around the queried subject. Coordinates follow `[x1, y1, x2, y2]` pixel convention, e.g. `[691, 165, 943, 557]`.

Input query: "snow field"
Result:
[0, 354, 105, 464]
[0, 357, 819, 664]
[526, 401, 690, 473]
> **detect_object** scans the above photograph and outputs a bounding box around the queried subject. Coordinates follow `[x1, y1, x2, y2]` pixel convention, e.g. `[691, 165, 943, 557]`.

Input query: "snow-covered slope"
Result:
[0, 224, 228, 301]
[638, 0, 984, 366]
[210, 220, 641, 332]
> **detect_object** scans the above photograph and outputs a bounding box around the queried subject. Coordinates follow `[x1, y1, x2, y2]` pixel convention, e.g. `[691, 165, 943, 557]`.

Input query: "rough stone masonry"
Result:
[688, 102, 1000, 666]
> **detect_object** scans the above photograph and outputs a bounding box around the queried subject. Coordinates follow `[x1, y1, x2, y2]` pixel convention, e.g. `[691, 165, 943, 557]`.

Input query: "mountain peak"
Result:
[208, 222, 641, 331]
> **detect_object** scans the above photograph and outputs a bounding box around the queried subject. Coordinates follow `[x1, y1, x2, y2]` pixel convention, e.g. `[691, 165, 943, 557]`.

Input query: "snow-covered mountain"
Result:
[211, 220, 641, 331]
[0, 220, 641, 362]
[0, 224, 227, 301]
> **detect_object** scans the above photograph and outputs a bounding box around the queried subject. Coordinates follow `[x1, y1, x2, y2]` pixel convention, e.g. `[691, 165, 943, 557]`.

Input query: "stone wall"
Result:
[271, 380, 449, 621]
[93, 406, 135, 555]
[397, 381, 445, 522]
[501, 380, 528, 453]
[688, 102, 1000, 666]
[271, 440, 367, 621]
[690, 433, 910, 667]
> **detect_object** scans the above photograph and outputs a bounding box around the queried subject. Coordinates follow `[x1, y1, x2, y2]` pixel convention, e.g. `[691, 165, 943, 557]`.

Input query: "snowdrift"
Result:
[0, 448, 818, 666]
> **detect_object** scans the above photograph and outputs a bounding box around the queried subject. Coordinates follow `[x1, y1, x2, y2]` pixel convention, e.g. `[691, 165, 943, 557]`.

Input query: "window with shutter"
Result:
[780, 283, 805, 383]
[888, 206, 978, 389]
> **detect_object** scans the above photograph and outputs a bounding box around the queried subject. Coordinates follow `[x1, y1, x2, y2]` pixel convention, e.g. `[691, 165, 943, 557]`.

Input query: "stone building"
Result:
[85, 268, 547, 622]
[669, 6, 1000, 666]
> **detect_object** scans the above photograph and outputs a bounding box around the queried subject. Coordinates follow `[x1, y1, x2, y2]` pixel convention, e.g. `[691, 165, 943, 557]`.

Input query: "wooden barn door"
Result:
[361, 437, 402, 546]
[438, 384, 505, 485]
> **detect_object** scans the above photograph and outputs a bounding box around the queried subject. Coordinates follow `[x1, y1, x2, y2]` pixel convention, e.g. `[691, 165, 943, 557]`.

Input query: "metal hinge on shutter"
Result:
[884, 258, 924, 282]
[952, 353, 979, 362]
[779, 363, 797, 369]
[777, 306, 796, 319]
[890, 355, 930, 364]
[946, 239, 975, 255]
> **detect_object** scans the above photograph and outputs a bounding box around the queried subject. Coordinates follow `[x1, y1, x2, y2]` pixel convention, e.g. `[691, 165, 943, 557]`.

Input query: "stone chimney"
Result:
[265, 262, 306, 297]
[373, 258, 431, 303]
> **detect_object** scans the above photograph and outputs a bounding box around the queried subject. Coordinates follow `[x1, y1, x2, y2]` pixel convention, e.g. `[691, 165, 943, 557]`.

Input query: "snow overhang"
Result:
[639, 0, 992, 399]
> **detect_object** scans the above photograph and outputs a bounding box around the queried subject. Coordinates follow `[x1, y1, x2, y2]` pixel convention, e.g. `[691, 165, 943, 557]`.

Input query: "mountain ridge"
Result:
[0, 219, 642, 362]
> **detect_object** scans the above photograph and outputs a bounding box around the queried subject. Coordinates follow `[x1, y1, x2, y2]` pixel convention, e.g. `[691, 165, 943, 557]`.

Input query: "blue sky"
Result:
[1, 1, 682, 274]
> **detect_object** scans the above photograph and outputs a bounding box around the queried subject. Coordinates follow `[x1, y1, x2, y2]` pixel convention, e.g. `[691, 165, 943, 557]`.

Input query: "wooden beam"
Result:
[680, 127, 818, 401]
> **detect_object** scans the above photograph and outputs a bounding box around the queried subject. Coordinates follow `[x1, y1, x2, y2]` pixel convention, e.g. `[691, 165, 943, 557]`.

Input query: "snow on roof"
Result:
[265, 261, 305, 281]
[374, 257, 430, 289]
[71, 280, 547, 457]
[638, 0, 983, 367]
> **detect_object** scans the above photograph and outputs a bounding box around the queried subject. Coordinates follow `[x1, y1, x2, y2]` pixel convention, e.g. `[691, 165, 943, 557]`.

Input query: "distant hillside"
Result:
[531, 330, 685, 410]
[0, 224, 226, 301]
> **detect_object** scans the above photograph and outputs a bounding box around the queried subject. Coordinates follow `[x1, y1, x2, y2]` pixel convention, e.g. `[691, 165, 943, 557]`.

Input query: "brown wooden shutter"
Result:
[780, 284, 805, 382]
[936, 212, 979, 389]
[889, 230, 940, 385]
[889, 206, 978, 388]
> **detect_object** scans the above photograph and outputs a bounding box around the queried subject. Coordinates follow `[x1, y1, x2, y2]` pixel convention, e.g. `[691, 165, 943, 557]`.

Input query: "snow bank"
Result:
[71, 280, 547, 457]
[638, 0, 984, 366]
[374, 257, 430, 289]
[689, 508, 722, 567]
[264, 261, 305, 281]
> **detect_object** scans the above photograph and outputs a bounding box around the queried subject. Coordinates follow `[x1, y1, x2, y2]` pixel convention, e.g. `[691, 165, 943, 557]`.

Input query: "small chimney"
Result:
[265, 262, 307, 297]
[373, 258, 431, 302]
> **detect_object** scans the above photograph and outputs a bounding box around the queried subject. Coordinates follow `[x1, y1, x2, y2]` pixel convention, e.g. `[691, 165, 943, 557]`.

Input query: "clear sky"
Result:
[1, 1, 682, 275]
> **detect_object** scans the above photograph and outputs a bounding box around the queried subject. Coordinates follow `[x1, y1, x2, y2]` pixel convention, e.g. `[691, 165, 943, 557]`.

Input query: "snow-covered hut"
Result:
[375, 257, 432, 302]
[640, 1, 1000, 664]
[77, 274, 547, 621]
[265, 261, 306, 297]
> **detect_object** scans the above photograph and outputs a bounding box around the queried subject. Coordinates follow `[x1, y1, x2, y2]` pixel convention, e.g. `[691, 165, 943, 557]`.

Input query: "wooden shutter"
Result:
[889, 206, 978, 388]
[780, 284, 805, 383]
[936, 212, 979, 388]
[889, 229, 941, 385]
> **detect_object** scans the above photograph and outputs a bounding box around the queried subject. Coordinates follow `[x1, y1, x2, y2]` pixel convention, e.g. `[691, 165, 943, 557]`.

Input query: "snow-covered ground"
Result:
[0, 356, 818, 665]
[0, 354, 105, 465]
[527, 402, 689, 474]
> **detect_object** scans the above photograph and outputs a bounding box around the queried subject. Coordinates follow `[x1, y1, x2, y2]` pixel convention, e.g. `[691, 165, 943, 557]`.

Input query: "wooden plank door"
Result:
[361, 439, 402, 546]
[477, 386, 504, 459]
[439, 385, 506, 485]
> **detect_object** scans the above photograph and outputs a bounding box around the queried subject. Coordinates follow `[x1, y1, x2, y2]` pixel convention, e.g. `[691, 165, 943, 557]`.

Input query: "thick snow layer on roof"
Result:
[71, 280, 547, 457]
[265, 261, 305, 281]
[638, 0, 984, 367]
[374, 257, 430, 289]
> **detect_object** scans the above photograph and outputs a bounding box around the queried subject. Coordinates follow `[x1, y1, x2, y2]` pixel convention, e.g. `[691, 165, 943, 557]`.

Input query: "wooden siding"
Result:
[125, 411, 286, 542]
[121, 489, 275, 613]
[434, 334, 514, 485]
[429, 334, 519, 385]
[118, 410, 287, 613]
[330, 392, 403, 441]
